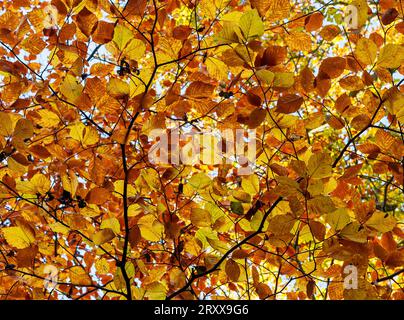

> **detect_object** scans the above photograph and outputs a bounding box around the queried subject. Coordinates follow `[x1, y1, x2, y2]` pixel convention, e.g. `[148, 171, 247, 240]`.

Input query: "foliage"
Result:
[0, 0, 403, 300]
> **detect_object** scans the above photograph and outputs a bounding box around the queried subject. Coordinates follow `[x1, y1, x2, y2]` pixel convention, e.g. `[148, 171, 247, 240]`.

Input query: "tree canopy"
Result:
[0, 0, 403, 300]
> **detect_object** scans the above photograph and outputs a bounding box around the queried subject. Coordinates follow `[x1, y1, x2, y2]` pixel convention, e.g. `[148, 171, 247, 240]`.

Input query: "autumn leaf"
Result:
[307, 152, 332, 179]
[93, 228, 116, 245]
[2, 225, 35, 249]
[69, 122, 99, 147]
[237, 9, 264, 42]
[191, 208, 212, 227]
[0, 0, 402, 302]
[276, 94, 304, 114]
[354, 38, 378, 65]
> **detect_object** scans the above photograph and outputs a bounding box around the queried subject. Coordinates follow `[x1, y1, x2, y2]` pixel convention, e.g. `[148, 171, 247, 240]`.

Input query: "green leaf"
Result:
[231, 201, 244, 215]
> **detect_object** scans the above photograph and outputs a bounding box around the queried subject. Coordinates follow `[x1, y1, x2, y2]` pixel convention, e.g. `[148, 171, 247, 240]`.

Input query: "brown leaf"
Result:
[319, 25, 340, 41]
[255, 283, 272, 299]
[247, 108, 266, 128]
[309, 221, 326, 241]
[186, 81, 215, 99]
[172, 26, 192, 40]
[351, 114, 371, 130]
[300, 67, 315, 93]
[258, 46, 287, 67]
[306, 279, 316, 299]
[129, 225, 141, 247]
[305, 12, 324, 32]
[123, 0, 147, 17]
[16, 245, 38, 268]
[246, 92, 262, 106]
[276, 94, 303, 114]
[75, 7, 98, 37]
[86, 187, 111, 205]
[319, 57, 346, 78]
[225, 259, 240, 282]
[335, 93, 352, 114]
[92, 21, 115, 44]
[382, 8, 398, 25]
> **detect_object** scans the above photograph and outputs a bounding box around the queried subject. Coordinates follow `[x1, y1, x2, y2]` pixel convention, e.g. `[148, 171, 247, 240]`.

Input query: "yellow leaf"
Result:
[339, 222, 368, 243]
[191, 208, 212, 227]
[69, 122, 99, 147]
[69, 266, 92, 285]
[273, 72, 294, 88]
[297, 224, 315, 243]
[93, 228, 116, 245]
[188, 173, 211, 189]
[2, 225, 35, 249]
[215, 22, 239, 44]
[80, 204, 100, 217]
[107, 78, 130, 98]
[383, 88, 404, 122]
[49, 222, 70, 235]
[95, 258, 110, 274]
[206, 57, 228, 80]
[256, 69, 275, 85]
[260, 0, 290, 22]
[307, 152, 332, 179]
[114, 180, 137, 197]
[113, 24, 133, 51]
[377, 44, 404, 69]
[36, 109, 60, 128]
[100, 217, 121, 234]
[7, 157, 27, 175]
[307, 195, 336, 214]
[237, 9, 264, 42]
[307, 179, 324, 196]
[232, 190, 252, 203]
[16, 173, 50, 195]
[144, 281, 167, 300]
[60, 74, 83, 103]
[61, 171, 78, 197]
[267, 213, 295, 235]
[351, 0, 369, 28]
[326, 208, 351, 231]
[156, 38, 182, 64]
[354, 38, 377, 65]
[14, 118, 34, 140]
[365, 211, 396, 233]
[0, 112, 14, 136]
[141, 168, 160, 191]
[113, 263, 135, 293]
[128, 203, 143, 217]
[285, 32, 312, 51]
[124, 38, 146, 60]
[138, 215, 164, 242]
[242, 175, 260, 195]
